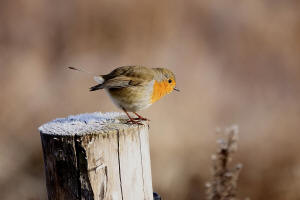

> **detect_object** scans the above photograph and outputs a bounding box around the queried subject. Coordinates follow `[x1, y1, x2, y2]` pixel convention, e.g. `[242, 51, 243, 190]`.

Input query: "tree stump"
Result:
[39, 112, 153, 200]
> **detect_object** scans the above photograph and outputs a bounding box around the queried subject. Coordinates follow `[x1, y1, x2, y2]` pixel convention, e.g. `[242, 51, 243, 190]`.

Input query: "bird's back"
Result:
[102, 66, 154, 81]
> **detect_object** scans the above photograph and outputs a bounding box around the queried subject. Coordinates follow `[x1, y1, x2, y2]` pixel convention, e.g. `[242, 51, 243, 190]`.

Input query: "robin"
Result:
[68, 66, 179, 124]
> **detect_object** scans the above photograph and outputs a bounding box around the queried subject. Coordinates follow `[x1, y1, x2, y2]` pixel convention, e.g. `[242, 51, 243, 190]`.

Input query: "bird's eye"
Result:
[168, 79, 172, 83]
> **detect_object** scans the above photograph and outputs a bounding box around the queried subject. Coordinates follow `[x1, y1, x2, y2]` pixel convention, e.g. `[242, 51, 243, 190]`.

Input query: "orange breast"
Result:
[151, 80, 173, 103]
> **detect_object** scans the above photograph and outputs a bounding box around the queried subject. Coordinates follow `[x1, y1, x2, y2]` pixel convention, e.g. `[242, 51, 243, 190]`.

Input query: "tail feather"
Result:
[90, 76, 105, 91]
[90, 84, 105, 91]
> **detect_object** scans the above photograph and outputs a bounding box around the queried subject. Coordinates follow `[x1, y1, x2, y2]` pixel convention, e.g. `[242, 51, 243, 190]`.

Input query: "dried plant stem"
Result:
[206, 126, 243, 200]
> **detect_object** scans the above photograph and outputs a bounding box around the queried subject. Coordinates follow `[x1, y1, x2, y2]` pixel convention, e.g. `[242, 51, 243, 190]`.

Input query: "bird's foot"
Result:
[133, 117, 150, 121]
[126, 119, 143, 125]
[133, 112, 150, 121]
[122, 109, 147, 125]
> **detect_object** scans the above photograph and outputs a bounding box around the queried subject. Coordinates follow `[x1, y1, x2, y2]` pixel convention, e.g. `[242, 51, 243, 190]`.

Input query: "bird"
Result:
[68, 66, 179, 124]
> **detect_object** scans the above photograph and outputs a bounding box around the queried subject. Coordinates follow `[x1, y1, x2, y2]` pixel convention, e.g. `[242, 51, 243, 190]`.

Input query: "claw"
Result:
[133, 112, 150, 121]
[133, 117, 149, 121]
[126, 119, 143, 125]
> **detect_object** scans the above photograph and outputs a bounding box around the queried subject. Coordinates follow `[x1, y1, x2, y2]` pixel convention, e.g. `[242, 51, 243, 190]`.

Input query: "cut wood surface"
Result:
[39, 112, 153, 200]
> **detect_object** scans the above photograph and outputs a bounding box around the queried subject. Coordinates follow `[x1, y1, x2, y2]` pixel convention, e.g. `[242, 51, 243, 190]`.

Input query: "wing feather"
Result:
[90, 66, 154, 91]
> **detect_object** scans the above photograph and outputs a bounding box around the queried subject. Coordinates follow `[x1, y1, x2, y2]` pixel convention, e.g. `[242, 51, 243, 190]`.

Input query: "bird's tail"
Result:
[89, 83, 105, 91]
[90, 75, 105, 91]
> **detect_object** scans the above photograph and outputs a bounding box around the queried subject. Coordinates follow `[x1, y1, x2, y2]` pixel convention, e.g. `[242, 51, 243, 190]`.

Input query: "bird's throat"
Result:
[151, 80, 171, 103]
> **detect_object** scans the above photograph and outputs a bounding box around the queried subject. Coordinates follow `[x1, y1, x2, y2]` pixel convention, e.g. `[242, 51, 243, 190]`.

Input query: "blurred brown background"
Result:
[1, 0, 300, 199]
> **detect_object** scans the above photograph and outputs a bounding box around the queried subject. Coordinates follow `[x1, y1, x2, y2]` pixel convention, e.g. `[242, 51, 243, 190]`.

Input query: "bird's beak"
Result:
[174, 87, 180, 92]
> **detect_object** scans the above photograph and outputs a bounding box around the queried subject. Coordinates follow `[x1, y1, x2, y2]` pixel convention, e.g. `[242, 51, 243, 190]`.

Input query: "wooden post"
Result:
[39, 112, 153, 200]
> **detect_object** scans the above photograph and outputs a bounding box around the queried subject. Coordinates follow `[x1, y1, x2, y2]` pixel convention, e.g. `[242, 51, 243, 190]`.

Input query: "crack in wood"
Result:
[117, 130, 124, 200]
[74, 136, 82, 200]
[104, 166, 108, 198]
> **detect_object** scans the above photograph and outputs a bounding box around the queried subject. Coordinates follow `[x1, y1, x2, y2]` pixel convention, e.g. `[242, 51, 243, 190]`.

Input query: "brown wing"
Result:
[103, 66, 154, 80]
[102, 76, 145, 88]
[90, 66, 153, 91]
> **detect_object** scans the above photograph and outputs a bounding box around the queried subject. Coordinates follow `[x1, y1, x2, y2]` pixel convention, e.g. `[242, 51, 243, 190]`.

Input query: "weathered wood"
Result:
[39, 112, 153, 200]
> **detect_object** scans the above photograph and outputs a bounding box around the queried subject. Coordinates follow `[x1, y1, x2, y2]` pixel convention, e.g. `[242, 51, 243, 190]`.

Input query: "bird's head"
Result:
[151, 68, 179, 103]
[153, 68, 179, 93]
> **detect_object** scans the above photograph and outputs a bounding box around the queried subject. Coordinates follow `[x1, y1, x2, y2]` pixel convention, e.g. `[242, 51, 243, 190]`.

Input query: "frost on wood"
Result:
[206, 125, 245, 200]
[39, 112, 134, 135]
[39, 112, 153, 200]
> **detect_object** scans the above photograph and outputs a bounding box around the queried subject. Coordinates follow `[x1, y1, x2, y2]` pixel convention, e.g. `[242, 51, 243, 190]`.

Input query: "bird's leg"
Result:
[133, 112, 150, 121]
[122, 108, 142, 125]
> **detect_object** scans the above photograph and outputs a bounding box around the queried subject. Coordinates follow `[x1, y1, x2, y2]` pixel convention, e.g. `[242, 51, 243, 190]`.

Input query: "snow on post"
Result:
[39, 112, 153, 200]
